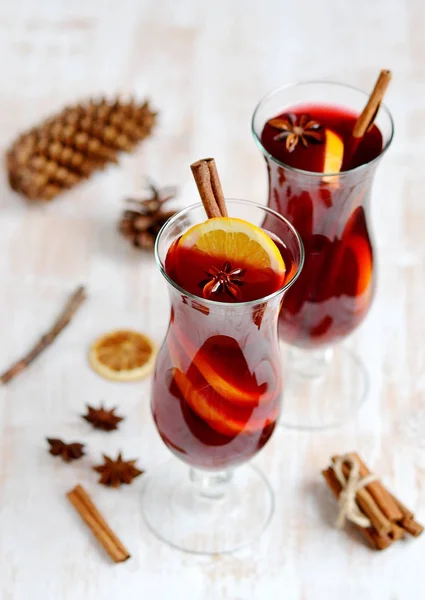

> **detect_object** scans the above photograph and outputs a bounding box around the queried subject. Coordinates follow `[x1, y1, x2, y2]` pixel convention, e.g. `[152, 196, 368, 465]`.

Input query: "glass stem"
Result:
[189, 468, 233, 499]
[288, 346, 334, 379]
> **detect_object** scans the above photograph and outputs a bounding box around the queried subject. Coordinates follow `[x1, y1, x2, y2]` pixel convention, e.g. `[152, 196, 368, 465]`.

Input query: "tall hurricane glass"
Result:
[142, 200, 304, 554]
[252, 81, 394, 429]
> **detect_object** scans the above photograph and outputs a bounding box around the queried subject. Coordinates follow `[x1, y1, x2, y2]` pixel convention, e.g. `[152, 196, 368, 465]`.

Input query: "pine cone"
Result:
[6, 97, 157, 202]
[119, 183, 178, 250]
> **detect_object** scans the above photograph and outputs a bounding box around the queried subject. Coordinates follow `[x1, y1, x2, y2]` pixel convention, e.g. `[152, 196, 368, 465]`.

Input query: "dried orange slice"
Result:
[178, 217, 286, 277]
[89, 330, 156, 381]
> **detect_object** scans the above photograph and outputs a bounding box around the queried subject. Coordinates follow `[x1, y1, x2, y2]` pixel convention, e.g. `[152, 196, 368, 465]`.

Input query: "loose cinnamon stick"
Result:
[67, 484, 130, 563]
[348, 452, 403, 522]
[322, 467, 392, 550]
[0, 285, 87, 384]
[352, 69, 392, 139]
[190, 158, 227, 218]
[331, 457, 392, 535]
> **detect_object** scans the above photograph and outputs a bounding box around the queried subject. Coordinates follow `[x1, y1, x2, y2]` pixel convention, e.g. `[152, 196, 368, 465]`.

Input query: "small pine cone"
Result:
[6, 97, 157, 202]
[119, 184, 178, 251]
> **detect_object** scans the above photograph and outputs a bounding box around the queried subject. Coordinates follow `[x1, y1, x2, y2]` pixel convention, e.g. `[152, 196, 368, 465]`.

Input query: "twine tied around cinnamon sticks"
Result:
[333, 454, 378, 529]
[323, 452, 423, 550]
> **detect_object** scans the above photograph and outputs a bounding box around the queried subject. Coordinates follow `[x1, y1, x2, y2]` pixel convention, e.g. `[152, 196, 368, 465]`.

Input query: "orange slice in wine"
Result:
[345, 235, 373, 296]
[173, 367, 278, 437]
[178, 216, 286, 281]
[323, 129, 344, 181]
[169, 324, 275, 406]
[89, 330, 156, 381]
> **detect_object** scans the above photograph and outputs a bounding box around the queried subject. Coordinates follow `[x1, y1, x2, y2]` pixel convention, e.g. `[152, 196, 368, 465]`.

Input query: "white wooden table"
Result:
[0, 1, 424, 598]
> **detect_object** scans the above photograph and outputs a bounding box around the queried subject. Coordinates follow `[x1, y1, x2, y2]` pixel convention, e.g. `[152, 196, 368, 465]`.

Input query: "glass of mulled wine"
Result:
[252, 81, 394, 429]
[142, 199, 304, 554]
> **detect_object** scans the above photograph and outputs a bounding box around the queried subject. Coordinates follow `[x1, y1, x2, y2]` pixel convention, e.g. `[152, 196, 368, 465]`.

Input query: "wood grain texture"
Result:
[0, 0, 424, 598]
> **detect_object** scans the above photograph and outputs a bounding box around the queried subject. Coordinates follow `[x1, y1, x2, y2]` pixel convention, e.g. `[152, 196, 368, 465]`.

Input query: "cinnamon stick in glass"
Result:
[342, 69, 392, 170]
[352, 69, 392, 139]
[204, 158, 227, 217]
[190, 158, 227, 218]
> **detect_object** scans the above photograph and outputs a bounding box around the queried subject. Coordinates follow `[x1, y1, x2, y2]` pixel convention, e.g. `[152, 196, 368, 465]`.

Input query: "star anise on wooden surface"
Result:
[199, 261, 245, 300]
[93, 453, 144, 488]
[82, 404, 124, 431]
[119, 182, 178, 250]
[47, 438, 85, 462]
[267, 113, 325, 152]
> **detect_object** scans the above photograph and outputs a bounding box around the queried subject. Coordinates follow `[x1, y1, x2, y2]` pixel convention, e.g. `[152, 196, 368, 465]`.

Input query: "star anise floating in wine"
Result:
[93, 453, 144, 488]
[82, 404, 124, 431]
[47, 438, 85, 462]
[199, 261, 245, 300]
[267, 113, 325, 152]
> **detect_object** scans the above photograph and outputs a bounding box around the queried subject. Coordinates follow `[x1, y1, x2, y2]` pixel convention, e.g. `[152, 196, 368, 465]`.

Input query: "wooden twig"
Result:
[0, 285, 87, 385]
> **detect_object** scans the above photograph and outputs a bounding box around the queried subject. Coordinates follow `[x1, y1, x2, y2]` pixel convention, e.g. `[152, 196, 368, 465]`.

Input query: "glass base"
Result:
[279, 344, 369, 430]
[142, 460, 274, 554]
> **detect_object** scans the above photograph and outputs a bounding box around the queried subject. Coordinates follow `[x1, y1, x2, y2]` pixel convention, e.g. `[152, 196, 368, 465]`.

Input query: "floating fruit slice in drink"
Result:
[169, 324, 274, 406]
[322, 129, 344, 183]
[179, 217, 285, 274]
[167, 328, 190, 373]
[310, 315, 333, 338]
[89, 330, 156, 381]
[173, 367, 278, 437]
[173, 216, 286, 302]
[345, 235, 373, 296]
[286, 191, 313, 239]
[323, 129, 344, 173]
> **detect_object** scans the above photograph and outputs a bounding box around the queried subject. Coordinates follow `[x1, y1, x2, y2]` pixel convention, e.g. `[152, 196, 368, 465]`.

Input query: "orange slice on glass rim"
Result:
[178, 216, 286, 282]
[89, 330, 156, 381]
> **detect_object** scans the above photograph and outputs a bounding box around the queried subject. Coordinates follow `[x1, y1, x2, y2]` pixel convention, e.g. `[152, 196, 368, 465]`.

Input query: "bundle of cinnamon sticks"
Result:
[323, 452, 423, 550]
